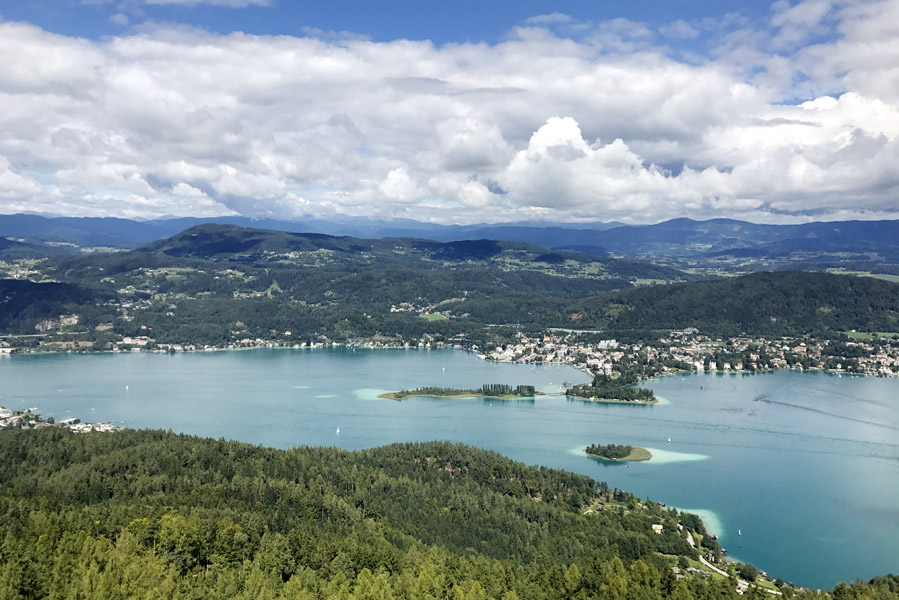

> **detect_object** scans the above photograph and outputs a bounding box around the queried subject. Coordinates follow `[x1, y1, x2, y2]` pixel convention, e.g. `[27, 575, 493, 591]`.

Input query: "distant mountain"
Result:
[3, 213, 899, 266]
[0, 213, 627, 249]
[0, 214, 169, 248]
[139, 223, 689, 283]
[593, 218, 899, 261]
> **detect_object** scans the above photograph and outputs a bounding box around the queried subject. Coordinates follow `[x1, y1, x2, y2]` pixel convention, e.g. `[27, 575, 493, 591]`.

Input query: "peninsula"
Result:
[379, 383, 541, 400]
[585, 443, 652, 462]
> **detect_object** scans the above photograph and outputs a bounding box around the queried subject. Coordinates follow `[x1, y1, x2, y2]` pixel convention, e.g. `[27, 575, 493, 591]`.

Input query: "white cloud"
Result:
[659, 19, 700, 40]
[0, 1, 898, 224]
[108, 13, 130, 26]
[0, 156, 42, 199]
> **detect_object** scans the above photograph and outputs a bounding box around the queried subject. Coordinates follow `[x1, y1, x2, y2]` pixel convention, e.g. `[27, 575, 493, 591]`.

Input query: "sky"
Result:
[0, 0, 897, 225]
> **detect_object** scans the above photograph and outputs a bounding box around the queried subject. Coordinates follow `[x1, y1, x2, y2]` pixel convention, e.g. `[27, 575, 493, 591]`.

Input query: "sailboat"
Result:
[667, 437, 672, 443]
[738, 529, 742, 536]
[336, 426, 340, 434]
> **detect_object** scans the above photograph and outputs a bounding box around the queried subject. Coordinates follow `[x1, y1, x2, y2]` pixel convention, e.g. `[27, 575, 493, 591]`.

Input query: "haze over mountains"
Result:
[3, 213, 899, 267]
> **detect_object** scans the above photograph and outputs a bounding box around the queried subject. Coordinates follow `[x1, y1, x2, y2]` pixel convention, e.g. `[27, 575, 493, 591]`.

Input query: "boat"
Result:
[336, 426, 340, 434]
[667, 437, 671, 443]
[738, 529, 742, 536]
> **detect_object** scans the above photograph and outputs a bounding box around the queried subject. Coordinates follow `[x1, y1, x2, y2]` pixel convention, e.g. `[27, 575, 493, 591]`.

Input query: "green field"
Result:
[420, 313, 448, 322]
[845, 331, 899, 340]
[826, 268, 899, 283]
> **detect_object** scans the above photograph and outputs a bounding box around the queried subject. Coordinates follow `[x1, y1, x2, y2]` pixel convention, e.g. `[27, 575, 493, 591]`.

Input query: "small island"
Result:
[585, 443, 652, 462]
[566, 374, 658, 404]
[379, 384, 542, 400]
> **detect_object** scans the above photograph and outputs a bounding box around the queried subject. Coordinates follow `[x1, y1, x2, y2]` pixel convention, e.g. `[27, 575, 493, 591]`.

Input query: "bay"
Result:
[1, 347, 897, 588]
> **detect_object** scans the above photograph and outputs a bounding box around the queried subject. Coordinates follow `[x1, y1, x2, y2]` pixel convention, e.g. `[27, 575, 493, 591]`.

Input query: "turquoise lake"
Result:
[1, 347, 897, 588]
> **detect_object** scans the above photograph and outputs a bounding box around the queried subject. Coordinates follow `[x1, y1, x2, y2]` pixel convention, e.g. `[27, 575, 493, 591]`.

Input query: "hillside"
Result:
[565, 271, 899, 336]
[0, 279, 102, 335]
[0, 223, 688, 347]
[5, 226, 899, 347]
[2, 428, 895, 599]
[139, 224, 688, 283]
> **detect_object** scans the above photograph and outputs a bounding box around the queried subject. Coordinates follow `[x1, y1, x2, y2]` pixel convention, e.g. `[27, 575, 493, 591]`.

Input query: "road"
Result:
[686, 530, 781, 596]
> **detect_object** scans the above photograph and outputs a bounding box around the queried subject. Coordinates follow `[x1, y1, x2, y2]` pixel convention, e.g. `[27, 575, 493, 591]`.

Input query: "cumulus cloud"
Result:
[0, 0, 898, 224]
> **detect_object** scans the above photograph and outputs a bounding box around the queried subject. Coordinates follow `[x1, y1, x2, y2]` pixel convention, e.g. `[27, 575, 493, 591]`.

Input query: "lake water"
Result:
[1, 348, 897, 588]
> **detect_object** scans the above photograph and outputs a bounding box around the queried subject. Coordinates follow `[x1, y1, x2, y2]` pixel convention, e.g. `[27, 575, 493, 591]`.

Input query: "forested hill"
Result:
[2, 429, 895, 600]
[139, 223, 688, 282]
[0, 223, 691, 345]
[0, 279, 104, 334]
[565, 271, 899, 336]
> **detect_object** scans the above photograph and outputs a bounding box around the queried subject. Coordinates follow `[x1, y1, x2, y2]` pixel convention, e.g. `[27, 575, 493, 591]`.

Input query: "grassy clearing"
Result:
[845, 331, 899, 340]
[633, 278, 668, 286]
[826, 268, 899, 283]
[753, 577, 779, 591]
[420, 313, 448, 322]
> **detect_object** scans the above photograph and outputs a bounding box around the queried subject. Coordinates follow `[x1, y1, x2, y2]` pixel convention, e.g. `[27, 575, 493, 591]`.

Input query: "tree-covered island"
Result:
[586, 443, 652, 461]
[566, 373, 658, 404]
[379, 383, 541, 400]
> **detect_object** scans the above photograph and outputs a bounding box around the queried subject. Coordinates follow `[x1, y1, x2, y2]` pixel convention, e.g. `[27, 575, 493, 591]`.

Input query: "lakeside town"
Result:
[0, 406, 118, 433]
[485, 329, 899, 380]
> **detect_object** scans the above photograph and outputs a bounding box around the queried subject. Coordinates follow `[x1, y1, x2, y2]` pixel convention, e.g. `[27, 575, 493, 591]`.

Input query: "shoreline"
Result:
[567, 395, 658, 405]
[5, 343, 893, 383]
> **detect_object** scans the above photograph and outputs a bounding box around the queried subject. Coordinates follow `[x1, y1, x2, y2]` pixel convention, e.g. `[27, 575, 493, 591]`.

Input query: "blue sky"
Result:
[4, 1, 772, 46]
[0, 0, 896, 224]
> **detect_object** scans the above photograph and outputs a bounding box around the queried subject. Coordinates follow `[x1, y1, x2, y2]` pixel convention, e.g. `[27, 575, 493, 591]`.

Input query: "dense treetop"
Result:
[1, 428, 894, 599]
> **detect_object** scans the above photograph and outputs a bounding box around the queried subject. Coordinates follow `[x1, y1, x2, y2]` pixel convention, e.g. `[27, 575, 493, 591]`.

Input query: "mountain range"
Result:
[3, 213, 899, 266]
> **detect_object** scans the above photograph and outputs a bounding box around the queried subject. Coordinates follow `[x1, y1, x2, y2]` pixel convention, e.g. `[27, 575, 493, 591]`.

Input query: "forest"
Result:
[1, 428, 896, 600]
[565, 271, 899, 336]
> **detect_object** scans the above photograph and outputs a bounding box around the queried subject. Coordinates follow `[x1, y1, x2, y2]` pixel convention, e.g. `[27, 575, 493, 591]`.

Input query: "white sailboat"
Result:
[336, 426, 340, 434]
[667, 437, 672, 443]
[738, 529, 742, 536]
